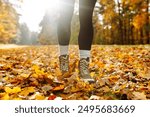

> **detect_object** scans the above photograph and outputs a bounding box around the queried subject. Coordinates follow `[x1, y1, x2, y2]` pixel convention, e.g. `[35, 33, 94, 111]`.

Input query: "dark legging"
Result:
[57, 0, 97, 50]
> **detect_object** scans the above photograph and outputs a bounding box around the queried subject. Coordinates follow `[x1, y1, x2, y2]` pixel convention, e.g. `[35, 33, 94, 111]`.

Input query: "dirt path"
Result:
[0, 44, 27, 49]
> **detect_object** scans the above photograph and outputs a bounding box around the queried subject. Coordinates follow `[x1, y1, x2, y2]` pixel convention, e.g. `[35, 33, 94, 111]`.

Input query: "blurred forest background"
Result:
[0, 0, 149, 45]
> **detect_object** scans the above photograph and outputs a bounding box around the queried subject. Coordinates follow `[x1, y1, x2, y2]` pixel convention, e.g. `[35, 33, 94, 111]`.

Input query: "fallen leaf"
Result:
[35, 95, 45, 100]
[19, 87, 35, 97]
[48, 95, 57, 100]
[132, 92, 147, 100]
[89, 95, 101, 100]
[53, 85, 64, 91]
[1, 93, 9, 100]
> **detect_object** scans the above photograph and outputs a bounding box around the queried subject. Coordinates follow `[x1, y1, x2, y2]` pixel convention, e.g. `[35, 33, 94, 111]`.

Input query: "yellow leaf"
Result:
[5, 87, 12, 94]
[32, 65, 44, 74]
[4, 76, 9, 81]
[19, 87, 35, 97]
[5, 87, 21, 94]
[35, 95, 45, 100]
[32, 65, 39, 70]
[12, 87, 21, 93]
[71, 86, 80, 93]
[32, 73, 38, 78]
[27, 87, 35, 92]
[13, 98, 22, 100]
[21, 74, 29, 78]
[90, 72, 95, 78]
[1, 94, 9, 100]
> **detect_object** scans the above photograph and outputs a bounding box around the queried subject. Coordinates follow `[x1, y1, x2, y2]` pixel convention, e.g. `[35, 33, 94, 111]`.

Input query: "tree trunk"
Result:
[127, 18, 130, 44]
[117, 0, 123, 44]
[140, 29, 143, 44]
[130, 25, 134, 44]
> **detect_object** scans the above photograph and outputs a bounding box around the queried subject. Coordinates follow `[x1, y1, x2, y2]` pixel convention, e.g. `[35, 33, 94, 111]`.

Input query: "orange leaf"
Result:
[48, 95, 56, 100]
[53, 85, 64, 91]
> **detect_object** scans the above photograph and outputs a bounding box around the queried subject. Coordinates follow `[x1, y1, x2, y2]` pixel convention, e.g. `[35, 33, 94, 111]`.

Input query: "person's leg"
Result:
[78, 0, 97, 82]
[79, 0, 96, 56]
[57, 0, 75, 72]
[57, 0, 75, 55]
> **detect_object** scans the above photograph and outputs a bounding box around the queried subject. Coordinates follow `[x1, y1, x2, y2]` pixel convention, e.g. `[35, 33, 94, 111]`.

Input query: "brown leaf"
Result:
[132, 92, 147, 100]
[42, 85, 53, 92]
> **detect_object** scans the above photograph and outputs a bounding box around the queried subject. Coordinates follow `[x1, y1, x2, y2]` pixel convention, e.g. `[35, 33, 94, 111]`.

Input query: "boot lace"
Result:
[59, 55, 69, 71]
[80, 59, 89, 75]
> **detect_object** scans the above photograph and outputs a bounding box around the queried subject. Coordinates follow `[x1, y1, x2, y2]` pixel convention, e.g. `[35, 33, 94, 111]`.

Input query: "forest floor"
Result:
[0, 44, 27, 49]
[0, 45, 150, 100]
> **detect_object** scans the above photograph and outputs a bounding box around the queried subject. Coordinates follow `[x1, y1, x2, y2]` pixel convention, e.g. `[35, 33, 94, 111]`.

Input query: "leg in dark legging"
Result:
[57, 0, 75, 72]
[78, 0, 97, 50]
[78, 0, 97, 83]
[57, 0, 75, 46]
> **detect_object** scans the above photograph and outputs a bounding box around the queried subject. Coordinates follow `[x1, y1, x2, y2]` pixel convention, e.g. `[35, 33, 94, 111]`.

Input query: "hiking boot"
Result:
[59, 55, 69, 73]
[79, 58, 95, 83]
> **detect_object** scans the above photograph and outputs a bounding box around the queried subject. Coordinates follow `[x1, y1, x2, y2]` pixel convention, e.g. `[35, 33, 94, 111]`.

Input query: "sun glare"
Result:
[20, 0, 59, 31]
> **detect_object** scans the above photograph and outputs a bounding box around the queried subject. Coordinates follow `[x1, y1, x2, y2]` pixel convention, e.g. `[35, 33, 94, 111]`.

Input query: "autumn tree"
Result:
[119, 0, 149, 44]
[94, 0, 150, 45]
[0, 0, 19, 43]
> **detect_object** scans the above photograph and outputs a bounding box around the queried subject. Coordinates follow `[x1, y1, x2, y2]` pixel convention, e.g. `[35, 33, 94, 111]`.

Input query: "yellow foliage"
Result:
[133, 13, 147, 29]
[5, 87, 12, 93]
[0, 1, 18, 43]
[19, 87, 35, 97]
[35, 95, 45, 100]
[32, 65, 45, 74]
[13, 98, 22, 100]
[1, 94, 10, 100]
[90, 72, 95, 78]
[12, 87, 21, 93]
[5, 87, 21, 94]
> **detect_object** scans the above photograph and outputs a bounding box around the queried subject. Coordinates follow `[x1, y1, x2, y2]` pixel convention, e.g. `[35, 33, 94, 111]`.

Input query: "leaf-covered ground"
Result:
[0, 45, 150, 100]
